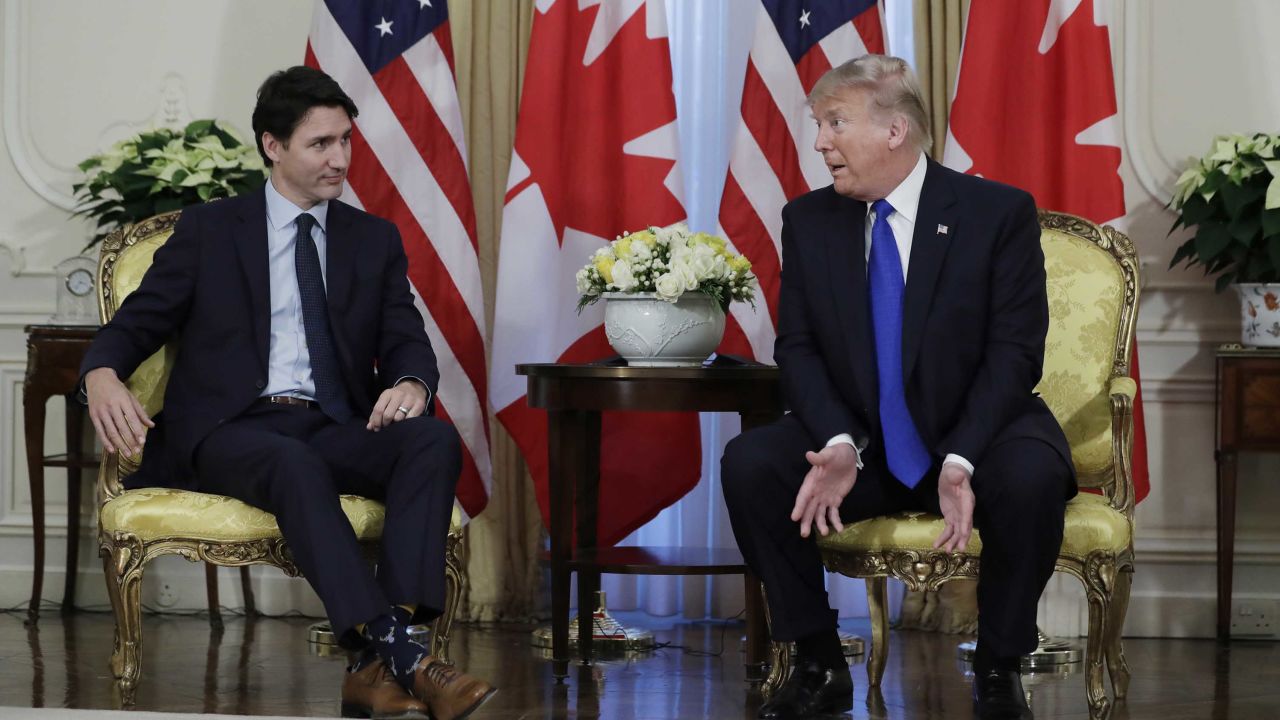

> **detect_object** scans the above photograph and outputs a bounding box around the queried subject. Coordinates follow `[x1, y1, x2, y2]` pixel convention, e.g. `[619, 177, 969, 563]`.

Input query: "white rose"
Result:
[611, 259, 638, 291]
[654, 272, 683, 302]
[670, 259, 699, 292]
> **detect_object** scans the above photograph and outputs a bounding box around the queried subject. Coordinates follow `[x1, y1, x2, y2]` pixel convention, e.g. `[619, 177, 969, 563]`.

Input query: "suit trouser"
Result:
[193, 402, 461, 647]
[721, 414, 1070, 659]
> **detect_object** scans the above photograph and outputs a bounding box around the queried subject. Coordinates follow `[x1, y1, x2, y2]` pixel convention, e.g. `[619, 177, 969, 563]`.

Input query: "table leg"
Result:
[63, 397, 85, 614]
[24, 385, 48, 626]
[743, 570, 768, 684]
[547, 410, 580, 681]
[576, 412, 601, 664]
[1216, 449, 1238, 640]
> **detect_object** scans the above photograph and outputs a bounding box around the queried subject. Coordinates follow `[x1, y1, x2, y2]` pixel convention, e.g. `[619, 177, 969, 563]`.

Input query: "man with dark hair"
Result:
[722, 54, 1074, 720]
[82, 66, 495, 720]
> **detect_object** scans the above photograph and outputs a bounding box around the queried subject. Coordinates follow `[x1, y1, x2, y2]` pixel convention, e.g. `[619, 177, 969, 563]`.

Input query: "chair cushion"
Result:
[815, 493, 1130, 560]
[100, 488, 387, 543]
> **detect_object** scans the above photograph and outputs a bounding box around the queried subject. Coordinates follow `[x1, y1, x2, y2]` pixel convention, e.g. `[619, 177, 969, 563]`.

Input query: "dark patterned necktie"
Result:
[868, 199, 931, 487]
[294, 213, 352, 423]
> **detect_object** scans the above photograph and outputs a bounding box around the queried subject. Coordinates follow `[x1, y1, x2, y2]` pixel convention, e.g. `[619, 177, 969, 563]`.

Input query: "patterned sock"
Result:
[362, 614, 428, 691]
[348, 644, 379, 674]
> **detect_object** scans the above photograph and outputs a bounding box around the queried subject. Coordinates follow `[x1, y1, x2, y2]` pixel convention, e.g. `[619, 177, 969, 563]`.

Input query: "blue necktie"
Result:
[867, 199, 931, 487]
[294, 213, 352, 423]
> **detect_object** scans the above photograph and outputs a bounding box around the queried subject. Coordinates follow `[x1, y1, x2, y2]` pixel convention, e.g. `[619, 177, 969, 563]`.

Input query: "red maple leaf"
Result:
[948, 0, 1124, 222]
[508, 0, 684, 243]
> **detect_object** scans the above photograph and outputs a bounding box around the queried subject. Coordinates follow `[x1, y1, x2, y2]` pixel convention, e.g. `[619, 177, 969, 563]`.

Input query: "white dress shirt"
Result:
[825, 153, 975, 478]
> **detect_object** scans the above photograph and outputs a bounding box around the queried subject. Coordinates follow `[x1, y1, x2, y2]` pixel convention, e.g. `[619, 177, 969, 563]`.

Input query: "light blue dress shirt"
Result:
[262, 179, 328, 401]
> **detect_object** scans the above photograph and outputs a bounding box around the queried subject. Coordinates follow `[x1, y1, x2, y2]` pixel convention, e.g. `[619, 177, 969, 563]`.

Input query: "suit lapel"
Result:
[823, 193, 879, 412]
[902, 160, 958, 379]
[234, 189, 271, 369]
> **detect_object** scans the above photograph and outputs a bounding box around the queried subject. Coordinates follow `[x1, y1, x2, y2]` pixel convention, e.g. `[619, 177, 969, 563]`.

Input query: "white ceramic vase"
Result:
[1236, 283, 1280, 347]
[603, 291, 725, 366]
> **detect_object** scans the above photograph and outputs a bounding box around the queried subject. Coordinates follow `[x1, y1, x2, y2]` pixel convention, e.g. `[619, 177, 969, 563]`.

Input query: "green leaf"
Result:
[1169, 238, 1197, 268]
[1215, 271, 1236, 293]
[1230, 214, 1262, 243]
[1194, 221, 1232, 262]
[1269, 237, 1280, 279]
[1263, 208, 1280, 238]
[153, 196, 185, 213]
[185, 119, 215, 137]
[1179, 192, 1213, 226]
[1268, 173, 1280, 211]
[1220, 178, 1265, 218]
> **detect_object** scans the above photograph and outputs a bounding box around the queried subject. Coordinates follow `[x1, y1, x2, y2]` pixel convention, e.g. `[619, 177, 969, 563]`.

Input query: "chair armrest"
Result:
[1109, 376, 1137, 401]
[1108, 375, 1137, 518]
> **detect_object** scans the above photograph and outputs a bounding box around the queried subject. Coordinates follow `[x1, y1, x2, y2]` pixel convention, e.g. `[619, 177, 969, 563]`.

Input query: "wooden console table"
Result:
[1214, 344, 1280, 639]
[23, 324, 98, 623]
[517, 360, 783, 682]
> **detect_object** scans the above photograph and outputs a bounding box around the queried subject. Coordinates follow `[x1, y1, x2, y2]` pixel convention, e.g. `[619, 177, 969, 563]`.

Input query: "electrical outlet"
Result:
[1230, 599, 1277, 638]
[156, 582, 179, 608]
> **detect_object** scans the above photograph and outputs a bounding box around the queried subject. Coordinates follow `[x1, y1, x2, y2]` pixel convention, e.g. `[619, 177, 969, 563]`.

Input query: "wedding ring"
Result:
[396, 406, 409, 415]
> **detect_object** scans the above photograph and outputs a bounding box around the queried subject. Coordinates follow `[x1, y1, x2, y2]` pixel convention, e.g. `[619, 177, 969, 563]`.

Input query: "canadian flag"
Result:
[490, 0, 702, 545]
[944, 0, 1150, 503]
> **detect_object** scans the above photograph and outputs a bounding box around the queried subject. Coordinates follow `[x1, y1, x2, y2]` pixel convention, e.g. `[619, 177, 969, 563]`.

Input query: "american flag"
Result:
[717, 0, 885, 362]
[305, 0, 492, 518]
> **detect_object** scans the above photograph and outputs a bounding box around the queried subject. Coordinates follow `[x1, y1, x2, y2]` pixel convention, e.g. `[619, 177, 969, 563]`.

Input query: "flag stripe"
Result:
[372, 57, 479, 252]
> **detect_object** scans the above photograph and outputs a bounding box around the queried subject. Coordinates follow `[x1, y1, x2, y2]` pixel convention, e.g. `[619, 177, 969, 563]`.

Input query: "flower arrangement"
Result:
[73, 119, 267, 246]
[576, 223, 757, 311]
[1168, 132, 1280, 292]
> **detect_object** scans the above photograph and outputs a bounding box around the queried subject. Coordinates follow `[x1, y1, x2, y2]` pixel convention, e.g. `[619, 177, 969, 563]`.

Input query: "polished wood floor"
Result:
[2, 609, 1278, 719]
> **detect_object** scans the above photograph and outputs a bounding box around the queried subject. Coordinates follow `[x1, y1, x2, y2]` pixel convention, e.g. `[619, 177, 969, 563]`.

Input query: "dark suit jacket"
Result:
[81, 188, 440, 489]
[776, 159, 1074, 481]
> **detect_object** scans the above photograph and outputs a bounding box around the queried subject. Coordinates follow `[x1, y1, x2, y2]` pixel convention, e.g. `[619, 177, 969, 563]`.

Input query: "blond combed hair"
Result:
[808, 54, 932, 153]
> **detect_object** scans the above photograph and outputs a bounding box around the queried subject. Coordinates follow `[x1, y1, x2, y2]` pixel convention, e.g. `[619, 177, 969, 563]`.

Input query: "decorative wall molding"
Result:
[1120, 0, 1178, 205]
[2, 1, 196, 214]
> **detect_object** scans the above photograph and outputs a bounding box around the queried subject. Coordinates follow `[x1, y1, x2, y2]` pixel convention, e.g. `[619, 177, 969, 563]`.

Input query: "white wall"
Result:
[1, 0, 1277, 637]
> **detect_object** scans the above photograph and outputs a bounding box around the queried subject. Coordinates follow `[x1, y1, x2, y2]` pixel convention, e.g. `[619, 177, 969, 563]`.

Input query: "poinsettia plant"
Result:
[73, 119, 266, 247]
[1168, 132, 1280, 291]
[576, 222, 757, 311]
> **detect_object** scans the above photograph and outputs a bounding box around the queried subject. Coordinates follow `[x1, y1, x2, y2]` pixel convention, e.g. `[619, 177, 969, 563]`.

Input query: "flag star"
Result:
[799, 10, 811, 28]
[418, 0, 432, 7]
[375, 16, 393, 36]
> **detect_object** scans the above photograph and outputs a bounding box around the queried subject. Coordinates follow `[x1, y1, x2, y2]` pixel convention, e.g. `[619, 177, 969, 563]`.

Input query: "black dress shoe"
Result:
[758, 660, 853, 719]
[972, 665, 1033, 719]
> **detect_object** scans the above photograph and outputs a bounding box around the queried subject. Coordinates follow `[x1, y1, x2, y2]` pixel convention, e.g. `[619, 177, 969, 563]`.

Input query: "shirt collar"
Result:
[880, 152, 928, 225]
[265, 176, 329, 233]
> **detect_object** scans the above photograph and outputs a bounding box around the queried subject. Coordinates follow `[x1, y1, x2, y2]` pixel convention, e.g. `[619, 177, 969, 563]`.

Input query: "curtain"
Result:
[449, 0, 542, 622]
[912, 0, 969, 160]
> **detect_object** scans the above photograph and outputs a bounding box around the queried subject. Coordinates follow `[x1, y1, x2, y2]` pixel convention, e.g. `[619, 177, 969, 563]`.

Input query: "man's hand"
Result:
[367, 379, 428, 431]
[791, 443, 859, 539]
[934, 462, 976, 553]
[86, 367, 154, 457]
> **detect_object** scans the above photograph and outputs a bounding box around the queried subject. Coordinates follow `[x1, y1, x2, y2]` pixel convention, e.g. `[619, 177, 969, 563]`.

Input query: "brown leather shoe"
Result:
[410, 656, 497, 720]
[341, 658, 430, 719]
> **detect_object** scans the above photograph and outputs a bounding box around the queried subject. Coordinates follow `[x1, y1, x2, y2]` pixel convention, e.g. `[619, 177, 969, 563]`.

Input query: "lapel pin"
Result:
[937, 224, 949, 235]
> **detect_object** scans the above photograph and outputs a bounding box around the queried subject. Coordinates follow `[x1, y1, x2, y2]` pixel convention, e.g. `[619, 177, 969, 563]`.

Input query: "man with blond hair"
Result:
[722, 54, 1074, 720]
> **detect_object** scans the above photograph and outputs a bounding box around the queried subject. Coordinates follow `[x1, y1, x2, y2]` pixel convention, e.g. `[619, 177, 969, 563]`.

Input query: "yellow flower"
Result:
[729, 255, 752, 274]
[690, 231, 725, 252]
[613, 237, 633, 260]
[594, 255, 615, 284]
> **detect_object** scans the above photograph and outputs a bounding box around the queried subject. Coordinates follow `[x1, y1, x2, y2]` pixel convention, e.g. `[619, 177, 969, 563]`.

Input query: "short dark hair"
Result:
[251, 66, 358, 167]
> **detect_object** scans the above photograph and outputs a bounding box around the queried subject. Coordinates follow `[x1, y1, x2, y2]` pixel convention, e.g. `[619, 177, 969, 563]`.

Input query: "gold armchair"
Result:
[766, 210, 1139, 720]
[94, 212, 465, 704]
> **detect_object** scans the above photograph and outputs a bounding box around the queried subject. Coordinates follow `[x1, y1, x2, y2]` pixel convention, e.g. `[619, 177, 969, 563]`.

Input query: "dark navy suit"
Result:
[82, 188, 460, 642]
[722, 160, 1076, 659]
